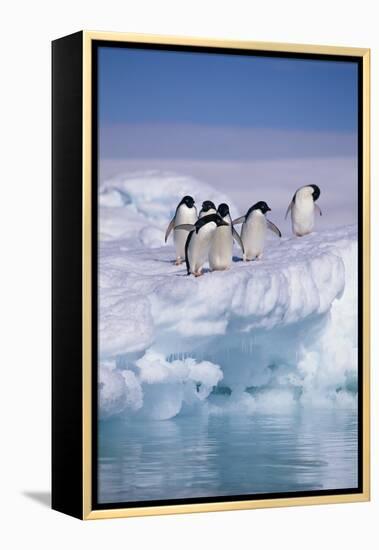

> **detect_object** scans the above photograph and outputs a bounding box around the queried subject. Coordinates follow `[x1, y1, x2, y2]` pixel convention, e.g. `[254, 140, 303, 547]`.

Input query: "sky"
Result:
[98, 45, 359, 228]
[98, 45, 358, 160]
[98, 47, 358, 131]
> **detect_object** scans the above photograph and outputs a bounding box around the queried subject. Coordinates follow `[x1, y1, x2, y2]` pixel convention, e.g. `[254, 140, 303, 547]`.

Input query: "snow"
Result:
[99, 171, 358, 420]
[99, 170, 237, 244]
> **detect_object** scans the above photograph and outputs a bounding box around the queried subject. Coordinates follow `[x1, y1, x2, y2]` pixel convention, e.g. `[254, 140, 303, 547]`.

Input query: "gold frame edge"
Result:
[83, 30, 369, 57]
[81, 31, 371, 520]
[362, 48, 371, 501]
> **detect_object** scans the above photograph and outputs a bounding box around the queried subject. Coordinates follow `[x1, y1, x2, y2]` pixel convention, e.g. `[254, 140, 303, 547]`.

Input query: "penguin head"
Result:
[196, 213, 228, 232]
[201, 200, 216, 213]
[215, 214, 229, 227]
[217, 203, 230, 218]
[248, 201, 272, 216]
[310, 185, 321, 202]
[180, 195, 195, 208]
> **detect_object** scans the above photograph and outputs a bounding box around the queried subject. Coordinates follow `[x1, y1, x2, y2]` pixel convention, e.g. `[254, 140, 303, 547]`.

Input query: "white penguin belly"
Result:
[291, 200, 314, 236]
[241, 216, 266, 260]
[209, 226, 233, 270]
[174, 230, 188, 260]
[187, 224, 215, 273]
[174, 205, 197, 259]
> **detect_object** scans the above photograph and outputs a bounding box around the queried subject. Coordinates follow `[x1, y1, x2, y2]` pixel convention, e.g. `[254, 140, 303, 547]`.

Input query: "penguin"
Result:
[176, 214, 229, 276]
[165, 195, 198, 265]
[199, 200, 216, 218]
[232, 201, 281, 261]
[209, 203, 244, 271]
[285, 185, 322, 237]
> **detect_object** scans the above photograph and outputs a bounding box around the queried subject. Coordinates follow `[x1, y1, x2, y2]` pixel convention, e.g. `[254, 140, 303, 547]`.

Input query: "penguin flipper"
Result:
[232, 227, 244, 253]
[165, 217, 175, 242]
[315, 204, 322, 216]
[184, 231, 194, 275]
[232, 216, 246, 225]
[285, 192, 296, 219]
[267, 219, 282, 238]
[175, 224, 196, 232]
[285, 200, 294, 220]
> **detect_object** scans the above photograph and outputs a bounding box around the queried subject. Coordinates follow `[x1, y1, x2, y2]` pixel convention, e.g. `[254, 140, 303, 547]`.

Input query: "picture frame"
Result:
[52, 30, 370, 520]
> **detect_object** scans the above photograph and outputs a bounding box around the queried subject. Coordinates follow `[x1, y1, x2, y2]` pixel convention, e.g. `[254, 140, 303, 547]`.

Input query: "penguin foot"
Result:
[194, 271, 203, 277]
[175, 258, 183, 265]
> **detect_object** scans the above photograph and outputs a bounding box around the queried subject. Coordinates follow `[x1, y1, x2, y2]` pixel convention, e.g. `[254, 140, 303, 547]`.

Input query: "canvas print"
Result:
[97, 45, 360, 505]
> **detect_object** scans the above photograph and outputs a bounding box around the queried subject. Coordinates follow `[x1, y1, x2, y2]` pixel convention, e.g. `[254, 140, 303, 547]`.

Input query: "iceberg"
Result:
[99, 171, 358, 420]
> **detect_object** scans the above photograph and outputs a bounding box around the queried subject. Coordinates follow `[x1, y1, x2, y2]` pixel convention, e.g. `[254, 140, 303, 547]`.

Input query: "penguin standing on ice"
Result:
[285, 185, 322, 237]
[199, 200, 216, 218]
[176, 214, 229, 276]
[165, 195, 198, 265]
[233, 201, 281, 261]
[209, 203, 244, 271]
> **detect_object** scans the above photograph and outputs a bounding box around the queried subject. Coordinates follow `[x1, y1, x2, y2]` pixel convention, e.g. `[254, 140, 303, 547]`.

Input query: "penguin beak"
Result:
[267, 207, 272, 212]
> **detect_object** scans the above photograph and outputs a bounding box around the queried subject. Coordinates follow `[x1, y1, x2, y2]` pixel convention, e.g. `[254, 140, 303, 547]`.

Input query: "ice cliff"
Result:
[99, 171, 358, 420]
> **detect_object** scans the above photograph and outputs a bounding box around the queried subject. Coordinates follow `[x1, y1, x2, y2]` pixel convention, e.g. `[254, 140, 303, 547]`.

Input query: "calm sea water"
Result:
[98, 407, 358, 504]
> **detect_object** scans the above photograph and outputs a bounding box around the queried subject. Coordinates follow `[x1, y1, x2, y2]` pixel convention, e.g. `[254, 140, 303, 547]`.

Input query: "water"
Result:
[98, 407, 358, 504]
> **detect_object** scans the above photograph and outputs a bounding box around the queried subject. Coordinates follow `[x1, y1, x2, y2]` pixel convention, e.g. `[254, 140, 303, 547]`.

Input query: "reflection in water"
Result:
[98, 408, 357, 504]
